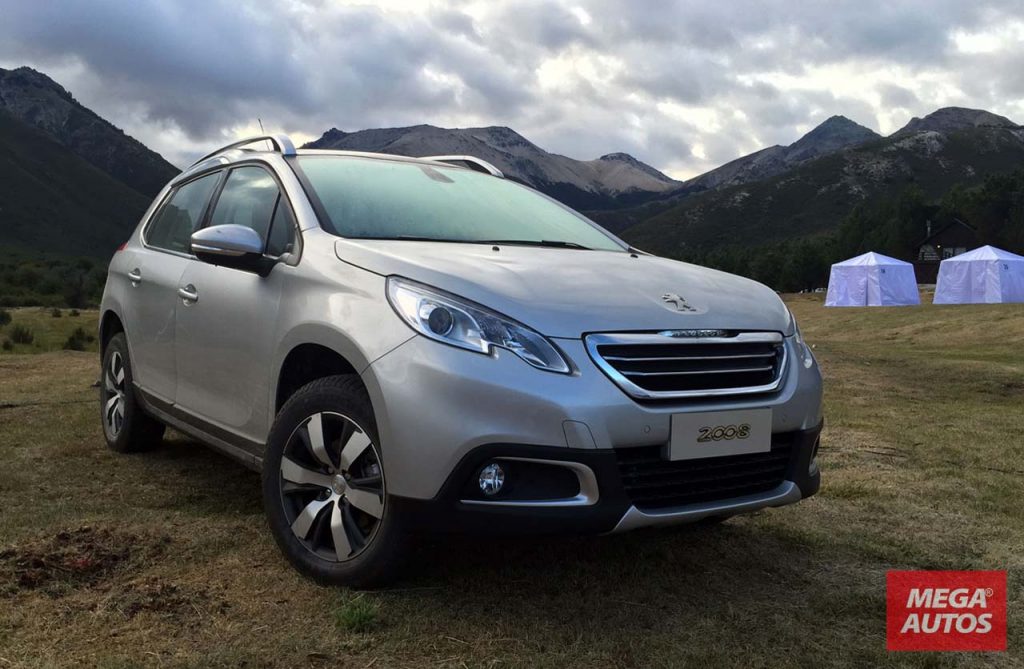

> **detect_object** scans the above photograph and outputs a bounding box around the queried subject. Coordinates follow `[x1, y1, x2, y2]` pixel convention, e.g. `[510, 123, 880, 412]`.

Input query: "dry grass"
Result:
[0, 298, 1021, 667]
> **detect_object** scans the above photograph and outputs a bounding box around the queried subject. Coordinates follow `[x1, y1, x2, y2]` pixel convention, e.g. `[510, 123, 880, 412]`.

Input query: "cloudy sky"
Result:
[2, 0, 1023, 178]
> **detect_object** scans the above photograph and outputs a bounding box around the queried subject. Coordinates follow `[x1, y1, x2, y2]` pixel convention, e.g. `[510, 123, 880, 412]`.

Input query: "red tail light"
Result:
[116, 242, 128, 252]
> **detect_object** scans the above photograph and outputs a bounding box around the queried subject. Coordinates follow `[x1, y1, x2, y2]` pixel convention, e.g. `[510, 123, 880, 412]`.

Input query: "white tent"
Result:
[933, 245, 1024, 304]
[825, 252, 920, 307]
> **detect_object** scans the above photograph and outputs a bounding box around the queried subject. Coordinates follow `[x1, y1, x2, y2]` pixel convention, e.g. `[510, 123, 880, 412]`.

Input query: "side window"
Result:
[145, 173, 220, 253]
[208, 166, 289, 254]
[267, 196, 297, 257]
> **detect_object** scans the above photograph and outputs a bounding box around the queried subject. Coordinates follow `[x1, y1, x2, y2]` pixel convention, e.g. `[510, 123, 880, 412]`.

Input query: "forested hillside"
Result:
[677, 170, 1024, 291]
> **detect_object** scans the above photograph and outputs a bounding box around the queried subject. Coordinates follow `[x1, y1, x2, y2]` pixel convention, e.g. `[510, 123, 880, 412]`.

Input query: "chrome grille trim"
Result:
[621, 365, 775, 377]
[602, 352, 777, 362]
[585, 331, 787, 400]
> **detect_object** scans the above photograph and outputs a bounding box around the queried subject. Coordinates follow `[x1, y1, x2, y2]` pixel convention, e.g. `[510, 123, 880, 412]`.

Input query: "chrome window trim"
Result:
[585, 331, 787, 400]
[458, 457, 599, 507]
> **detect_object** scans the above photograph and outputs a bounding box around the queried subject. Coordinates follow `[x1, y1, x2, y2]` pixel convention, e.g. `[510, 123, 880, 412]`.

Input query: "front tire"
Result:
[262, 375, 409, 588]
[100, 333, 165, 453]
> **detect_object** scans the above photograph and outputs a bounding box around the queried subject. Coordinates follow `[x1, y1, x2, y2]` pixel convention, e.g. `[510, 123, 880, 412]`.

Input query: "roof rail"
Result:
[420, 155, 504, 178]
[190, 134, 296, 168]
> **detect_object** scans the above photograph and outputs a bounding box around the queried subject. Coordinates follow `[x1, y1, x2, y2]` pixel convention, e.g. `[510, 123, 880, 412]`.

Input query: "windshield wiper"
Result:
[355, 235, 472, 243]
[355, 236, 593, 249]
[481, 239, 592, 250]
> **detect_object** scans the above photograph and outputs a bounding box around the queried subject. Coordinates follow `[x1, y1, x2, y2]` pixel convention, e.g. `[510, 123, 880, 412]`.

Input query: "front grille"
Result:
[586, 332, 786, 400]
[616, 436, 794, 511]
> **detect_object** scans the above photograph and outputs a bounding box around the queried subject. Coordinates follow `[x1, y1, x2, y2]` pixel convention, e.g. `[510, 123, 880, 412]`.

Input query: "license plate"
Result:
[668, 408, 772, 461]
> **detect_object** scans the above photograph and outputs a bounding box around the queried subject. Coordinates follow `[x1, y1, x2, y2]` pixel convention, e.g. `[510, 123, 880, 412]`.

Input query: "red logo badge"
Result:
[887, 570, 1007, 652]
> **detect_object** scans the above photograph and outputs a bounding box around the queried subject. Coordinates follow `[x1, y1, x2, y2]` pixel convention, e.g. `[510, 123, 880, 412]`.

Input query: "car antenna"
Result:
[258, 118, 271, 150]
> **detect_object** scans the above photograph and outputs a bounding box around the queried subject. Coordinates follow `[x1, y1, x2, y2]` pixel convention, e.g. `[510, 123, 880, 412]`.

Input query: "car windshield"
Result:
[295, 156, 625, 251]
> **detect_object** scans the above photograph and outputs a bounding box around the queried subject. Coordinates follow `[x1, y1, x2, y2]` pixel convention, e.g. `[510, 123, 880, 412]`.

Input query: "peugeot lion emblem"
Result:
[661, 293, 697, 313]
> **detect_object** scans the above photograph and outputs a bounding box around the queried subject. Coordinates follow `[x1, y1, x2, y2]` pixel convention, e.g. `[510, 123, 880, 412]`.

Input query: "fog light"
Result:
[478, 463, 505, 496]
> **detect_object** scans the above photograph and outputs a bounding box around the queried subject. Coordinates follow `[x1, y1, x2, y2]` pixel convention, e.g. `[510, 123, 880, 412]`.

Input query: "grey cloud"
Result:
[878, 83, 918, 109]
[0, 0, 313, 131]
[1, 0, 1023, 175]
[702, 130, 764, 166]
[614, 46, 732, 105]
[486, 1, 595, 53]
[586, 0, 742, 50]
[429, 9, 481, 42]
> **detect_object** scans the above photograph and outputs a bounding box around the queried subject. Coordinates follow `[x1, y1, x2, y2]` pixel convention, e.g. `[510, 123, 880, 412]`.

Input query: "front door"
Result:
[173, 165, 297, 448]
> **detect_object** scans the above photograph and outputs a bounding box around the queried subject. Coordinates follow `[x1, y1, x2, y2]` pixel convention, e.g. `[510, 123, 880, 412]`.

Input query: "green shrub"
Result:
[69, 309, 80, 317]
[51, 308, 62, 318]
[10, 325, 33, 345]
[63, 327, 94, 351]
[0, 309, 10, 327]
[0, 255, 106, 308]
[1, 339, 11, 351]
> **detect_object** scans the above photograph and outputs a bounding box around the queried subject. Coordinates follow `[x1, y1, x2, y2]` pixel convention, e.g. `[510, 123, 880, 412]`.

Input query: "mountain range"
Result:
[2, 65, 1023, 270]
[618, 107, 1024, 258]
[0, 67, 178, 197]
[0, 106, 152, 257]
[683, 115, 881, 191]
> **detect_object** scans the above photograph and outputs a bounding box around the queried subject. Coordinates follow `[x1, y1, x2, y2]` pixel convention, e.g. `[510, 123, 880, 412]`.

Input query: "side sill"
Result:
[134, 384, 264, 472]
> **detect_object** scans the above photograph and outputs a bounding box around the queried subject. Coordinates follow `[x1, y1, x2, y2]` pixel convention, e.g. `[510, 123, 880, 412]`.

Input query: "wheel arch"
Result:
[275, 343, 363, 414]
[99, 309, 125, 356]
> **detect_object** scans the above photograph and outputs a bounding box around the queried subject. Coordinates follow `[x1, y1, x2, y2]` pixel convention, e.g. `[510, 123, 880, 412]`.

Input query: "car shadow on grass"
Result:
[146, 434, 840, 602]
[386, 521, 880, 664]
[139, 436, 881, 662]
[139, 435, 262, 515]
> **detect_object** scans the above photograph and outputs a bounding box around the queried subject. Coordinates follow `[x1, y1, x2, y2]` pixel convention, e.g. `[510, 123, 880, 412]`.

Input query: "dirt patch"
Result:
[0, 526, 171, 596]
[101, 577, 228, 620]
[997, 380, 1024, 396]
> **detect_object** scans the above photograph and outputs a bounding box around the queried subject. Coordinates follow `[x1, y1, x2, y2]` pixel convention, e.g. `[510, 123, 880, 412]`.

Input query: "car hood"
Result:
[335, 240, 792, 338]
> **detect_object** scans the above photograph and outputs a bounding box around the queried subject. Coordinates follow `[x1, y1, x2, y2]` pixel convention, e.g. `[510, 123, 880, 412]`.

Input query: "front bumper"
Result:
[362, 333, 823, 504]
[389, 422, 822, 534]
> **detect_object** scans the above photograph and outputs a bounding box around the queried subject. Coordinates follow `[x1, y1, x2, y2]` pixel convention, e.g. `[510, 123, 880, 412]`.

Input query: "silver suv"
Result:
[100, 135, 823, 587]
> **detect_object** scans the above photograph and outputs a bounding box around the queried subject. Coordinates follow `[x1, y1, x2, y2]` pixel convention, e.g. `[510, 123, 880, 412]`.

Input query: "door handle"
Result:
[177, 284, 199, 303]
[127, 268, 142, 284]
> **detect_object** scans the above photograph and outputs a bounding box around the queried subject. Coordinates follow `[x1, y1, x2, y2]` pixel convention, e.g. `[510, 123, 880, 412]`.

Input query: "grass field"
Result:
[0, 297, 1021, 667]
[0, 307, 99, 355]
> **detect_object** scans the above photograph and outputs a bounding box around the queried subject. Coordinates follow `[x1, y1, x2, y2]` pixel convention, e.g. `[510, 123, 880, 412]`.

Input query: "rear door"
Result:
[173, 165, 298, 448]
[123, 172, 221, 402]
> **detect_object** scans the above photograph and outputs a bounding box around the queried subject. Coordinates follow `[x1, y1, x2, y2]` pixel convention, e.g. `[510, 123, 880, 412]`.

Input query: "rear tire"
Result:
[100, 333, 165, 453]
[262, 375, 409, 589]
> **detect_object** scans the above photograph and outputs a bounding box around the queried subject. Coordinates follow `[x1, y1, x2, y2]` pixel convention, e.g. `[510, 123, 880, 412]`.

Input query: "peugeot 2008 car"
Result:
[99, 135, 823, 587]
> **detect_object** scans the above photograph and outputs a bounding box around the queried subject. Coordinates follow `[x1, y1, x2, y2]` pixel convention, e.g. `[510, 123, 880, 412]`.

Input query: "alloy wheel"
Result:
[279, 412, 385, 562]
[103, 351, 127, 437]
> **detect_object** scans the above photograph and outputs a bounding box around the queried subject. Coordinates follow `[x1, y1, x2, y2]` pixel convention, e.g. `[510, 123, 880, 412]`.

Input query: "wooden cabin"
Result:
[914, 218, 979, 283]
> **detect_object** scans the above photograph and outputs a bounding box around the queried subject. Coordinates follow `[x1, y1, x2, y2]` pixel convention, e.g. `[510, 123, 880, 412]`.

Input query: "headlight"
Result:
[790, 310, 816, 369]
[386, 276, 571, 374]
